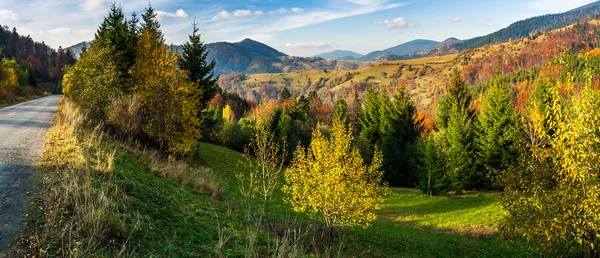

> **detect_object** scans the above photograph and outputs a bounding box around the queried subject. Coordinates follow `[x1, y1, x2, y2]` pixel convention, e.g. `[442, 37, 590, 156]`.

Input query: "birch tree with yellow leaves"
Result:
[283, 114, 389, 242]
[502, 70, 600, 256]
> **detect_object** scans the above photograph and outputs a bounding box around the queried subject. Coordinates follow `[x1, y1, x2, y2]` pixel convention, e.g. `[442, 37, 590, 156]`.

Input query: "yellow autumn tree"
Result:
[283, 117, 389, 242]
[502, 71, 600, 256]
[63, 44, 120, 120]
[130, 18, 202, 155]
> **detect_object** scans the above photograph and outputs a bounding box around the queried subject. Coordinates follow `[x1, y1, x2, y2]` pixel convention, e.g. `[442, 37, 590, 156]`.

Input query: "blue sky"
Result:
[0, 0, 595, 56]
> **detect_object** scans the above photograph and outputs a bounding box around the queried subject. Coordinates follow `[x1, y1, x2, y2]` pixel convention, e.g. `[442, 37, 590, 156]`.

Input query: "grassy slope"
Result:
[10, 100, 528, 256]
[200, 143, 528, 257]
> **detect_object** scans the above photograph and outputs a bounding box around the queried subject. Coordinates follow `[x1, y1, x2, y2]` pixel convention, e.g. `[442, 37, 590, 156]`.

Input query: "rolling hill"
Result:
[313, 50, 364, 60]
[220, 17, 600, 110]
[175, 38, 369, 75]
[359, 39, 440, 61]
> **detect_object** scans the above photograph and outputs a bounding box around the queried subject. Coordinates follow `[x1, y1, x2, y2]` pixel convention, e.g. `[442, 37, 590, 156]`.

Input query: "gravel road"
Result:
[0, 95, 60, 252]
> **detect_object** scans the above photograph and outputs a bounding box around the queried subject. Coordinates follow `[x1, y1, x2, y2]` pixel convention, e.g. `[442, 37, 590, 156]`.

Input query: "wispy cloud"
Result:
[211, 9, 263, 21]
[278, 42, 331, 49]
[452, 18, 461, 23]
[374, 17, 415, 28]
[291, 7, 304, 13]
[48, 27, 72, 34]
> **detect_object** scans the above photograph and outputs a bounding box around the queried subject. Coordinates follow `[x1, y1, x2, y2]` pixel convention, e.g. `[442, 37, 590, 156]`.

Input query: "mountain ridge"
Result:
[312, 50, 364, 60]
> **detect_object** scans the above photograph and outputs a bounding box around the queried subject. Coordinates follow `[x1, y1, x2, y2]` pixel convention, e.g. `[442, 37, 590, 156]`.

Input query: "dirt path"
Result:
[0, 95, 60, 252]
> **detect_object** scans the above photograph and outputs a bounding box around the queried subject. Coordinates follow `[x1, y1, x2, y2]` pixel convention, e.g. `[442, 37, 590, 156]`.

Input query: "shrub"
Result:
[107, 94, 143, 138]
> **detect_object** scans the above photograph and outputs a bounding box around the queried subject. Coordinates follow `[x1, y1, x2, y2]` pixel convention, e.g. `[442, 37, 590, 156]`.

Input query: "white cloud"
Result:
[80, 0, 107, 12]
[212, 9, 264, 21]
[346, 0, 389, 5]
[233, 10, 252, 17]
[212, 10, 232, 21]
[0, 10, 18, 22]
[48, 27, 72, 34]
[452, 18, 461, 23]
[156, 9, 188, 20]
[279, 42, 331, 49]
[272, 2, 405, 33]
[278, 7, 288, 13]
[374, 17, 415, 28]
[528, 0, 594, 12]
[291, 7, 304, 13]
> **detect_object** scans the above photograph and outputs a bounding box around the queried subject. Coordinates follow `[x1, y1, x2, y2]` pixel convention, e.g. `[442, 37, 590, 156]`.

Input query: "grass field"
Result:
[199, 143, 529, 257]
[9, 101, 529, 256]
[244, 53, 459, 92]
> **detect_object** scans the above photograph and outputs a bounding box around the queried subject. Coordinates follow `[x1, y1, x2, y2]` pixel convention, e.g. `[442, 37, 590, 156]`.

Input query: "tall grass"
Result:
[7, 98, 132, 257]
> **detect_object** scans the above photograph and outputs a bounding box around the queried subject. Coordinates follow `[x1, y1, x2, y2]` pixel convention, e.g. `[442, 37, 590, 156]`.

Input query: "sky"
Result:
[0, 0, 596, 57]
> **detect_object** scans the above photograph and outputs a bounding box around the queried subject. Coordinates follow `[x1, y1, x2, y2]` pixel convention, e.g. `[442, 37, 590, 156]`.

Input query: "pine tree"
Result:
[333, 98, 349, 125]
[95, 3, 139, 93]
[141, 4, 161, 36]
[380, 88, 423, 186]
[279, 87, 291, 103]
[178, 19, 218, 107]
[477, 76, 520, 182]
[442, 71, 476, 189]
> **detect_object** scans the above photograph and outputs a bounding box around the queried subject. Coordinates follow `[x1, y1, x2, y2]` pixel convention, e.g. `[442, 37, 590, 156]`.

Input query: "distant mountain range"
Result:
[66, 41, 91, 57]
[66, 1, 600, 75]
[359, 39, 440, 61]
[453, 1, 600, 51]
[174, 39, 367, 75]
[312, 50, 364, 60]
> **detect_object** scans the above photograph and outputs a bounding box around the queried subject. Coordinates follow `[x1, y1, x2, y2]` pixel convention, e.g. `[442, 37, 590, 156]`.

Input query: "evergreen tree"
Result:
[381, 88, 423, 186]
[476, 76, 520, 184]
[141, 4, 161, 36]
[438, 70, 474, 129]
[359, 88, 423, 186]
[442, 71, 476, 189]
[333, 98, 349, 125]
[178, 19, 218, 107]
[279, 87, 291, 102]
[95, 3, 139, 92]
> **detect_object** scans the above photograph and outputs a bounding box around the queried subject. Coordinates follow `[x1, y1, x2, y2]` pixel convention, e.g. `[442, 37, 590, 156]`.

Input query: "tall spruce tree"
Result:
[280, 87, 291, 103]
[442, 71, 477, 189]
[359, 88, 423, 186]
[94, 3, 139, 93]
[333, 98, 349, 125]
[381, 88, 423, 186]
[476, 76, 520, 185]
[178, 20, 218, 107]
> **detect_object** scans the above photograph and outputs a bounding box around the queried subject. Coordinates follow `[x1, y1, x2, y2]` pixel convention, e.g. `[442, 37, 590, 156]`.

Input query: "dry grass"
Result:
[107, 94, 142, 138]
[7, 98, 133, 257]
[147, 151, 225, 200]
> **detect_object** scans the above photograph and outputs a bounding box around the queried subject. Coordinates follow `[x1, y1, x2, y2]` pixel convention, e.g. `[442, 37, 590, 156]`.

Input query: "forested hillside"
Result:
[0, 25, 76, 106]
[173, 38, 368, 75]
[359, 39, 440, 61]
[10, 1, 600, 257]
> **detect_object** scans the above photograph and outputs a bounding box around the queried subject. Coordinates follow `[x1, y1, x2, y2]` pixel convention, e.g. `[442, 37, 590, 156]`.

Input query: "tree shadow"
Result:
[0, 119, 52, 129]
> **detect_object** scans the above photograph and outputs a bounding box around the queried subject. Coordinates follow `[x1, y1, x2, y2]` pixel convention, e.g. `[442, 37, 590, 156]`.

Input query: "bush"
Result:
[107, 94, 143, 138]
[63, 44, 122, 120]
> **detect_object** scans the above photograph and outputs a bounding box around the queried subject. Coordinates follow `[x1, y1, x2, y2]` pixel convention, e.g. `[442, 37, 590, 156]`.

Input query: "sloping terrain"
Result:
[220, 18, 600, 109]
